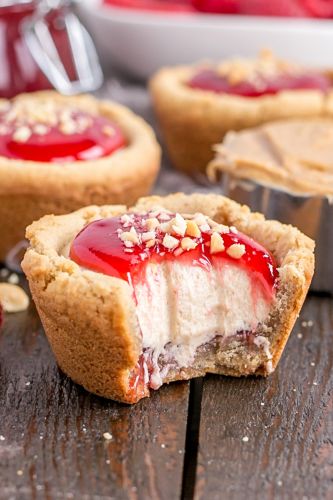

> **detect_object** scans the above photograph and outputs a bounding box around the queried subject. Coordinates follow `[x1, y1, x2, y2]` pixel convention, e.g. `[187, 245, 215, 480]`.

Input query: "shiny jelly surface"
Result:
[187, 69, 331, 97]
[70, 212, 278, 296]
[0, 111, 126, 163]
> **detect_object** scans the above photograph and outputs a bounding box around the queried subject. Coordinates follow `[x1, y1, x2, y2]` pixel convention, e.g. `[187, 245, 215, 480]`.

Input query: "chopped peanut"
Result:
[181, 237, 198, 251]
[227, 243, 246, 259]
[185, 220, 201, 238]
[158, 212, 171, 221]
[162, 234, 179, 250]
[210, 232, 225, 254]
[174, 248, 184, 257]
[59, 120, 77, 135]
[13, 126, 31, 143]
[171, 214, 187, 237]
[146, 218, 160, 231]
[120, 214, 133, 225]
[194, 213, 207, 226]
[200, 224, 211, 233]
[0, 283, 29, 313]
[145, 239, 156, 248]
[120, 227, 139, 244]
[33, 124, 49, 135]
[212, 223, 230, 234]
[142, 231, 156, 242]
[159, 222, 172, 233]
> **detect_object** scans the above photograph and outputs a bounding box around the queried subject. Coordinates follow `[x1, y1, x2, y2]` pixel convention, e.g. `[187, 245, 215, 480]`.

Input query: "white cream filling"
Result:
[134, 260, 272, 387]
[63, 232, 273, 388]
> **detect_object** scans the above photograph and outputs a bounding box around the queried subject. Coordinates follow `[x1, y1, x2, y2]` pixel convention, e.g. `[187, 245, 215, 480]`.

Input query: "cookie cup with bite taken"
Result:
[22, 193, 314, 403]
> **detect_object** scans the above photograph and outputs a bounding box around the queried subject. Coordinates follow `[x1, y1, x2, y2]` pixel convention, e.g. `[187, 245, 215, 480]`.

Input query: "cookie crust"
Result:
[22, 193, 314, 403]
[0, 91, 161, 261]
[150, 64, 332, 177]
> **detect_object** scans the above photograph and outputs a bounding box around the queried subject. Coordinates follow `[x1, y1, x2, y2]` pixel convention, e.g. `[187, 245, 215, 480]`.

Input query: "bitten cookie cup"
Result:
[0, 91, 161, 261]
[150, 52, 333, 178]
[22, 194, 314, 404]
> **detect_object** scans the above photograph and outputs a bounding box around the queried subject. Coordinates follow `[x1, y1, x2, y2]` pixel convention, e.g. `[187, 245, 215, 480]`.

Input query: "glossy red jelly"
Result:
[0, 111, 126, 163]
[188, 69, 331, 97]
[70, 212, 278, 296]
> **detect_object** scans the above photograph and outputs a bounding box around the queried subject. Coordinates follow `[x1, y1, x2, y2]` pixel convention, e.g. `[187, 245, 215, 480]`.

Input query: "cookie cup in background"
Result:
[0, 91, 161, 261]
[150, 52, 333, 178]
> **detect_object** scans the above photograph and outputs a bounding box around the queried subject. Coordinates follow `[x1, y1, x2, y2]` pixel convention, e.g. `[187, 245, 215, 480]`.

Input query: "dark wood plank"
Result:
[0, 275, 189, 500]
[194, 295, 333, 500]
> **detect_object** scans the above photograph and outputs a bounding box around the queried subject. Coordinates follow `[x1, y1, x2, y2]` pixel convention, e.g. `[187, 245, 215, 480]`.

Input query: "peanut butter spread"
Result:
[208, 119, 333, 196]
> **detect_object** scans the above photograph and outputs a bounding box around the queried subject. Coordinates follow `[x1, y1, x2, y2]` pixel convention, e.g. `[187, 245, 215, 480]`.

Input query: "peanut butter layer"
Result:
[208, 118, 333, 196]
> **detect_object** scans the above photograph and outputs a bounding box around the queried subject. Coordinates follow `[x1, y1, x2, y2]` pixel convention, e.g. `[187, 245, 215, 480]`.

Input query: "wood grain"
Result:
[194, 295, 333, 500]
[1, 278, 332, 499]
[0, 276, 189, 500]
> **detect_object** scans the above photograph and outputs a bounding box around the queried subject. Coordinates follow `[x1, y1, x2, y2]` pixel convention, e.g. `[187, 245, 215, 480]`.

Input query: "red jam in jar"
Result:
[187, 68, 331, 97]
[0, 101, 126, 162]
[70, 211, 278, 297]
[103, 0, 194, 12]
[0, 1, 76, 98]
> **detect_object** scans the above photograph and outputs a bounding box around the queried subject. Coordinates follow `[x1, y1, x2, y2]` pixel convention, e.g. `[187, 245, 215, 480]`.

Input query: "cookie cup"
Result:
[22, 193, 314, 403]
[0, 91, 161, 261]
[150, 65, 331, 177]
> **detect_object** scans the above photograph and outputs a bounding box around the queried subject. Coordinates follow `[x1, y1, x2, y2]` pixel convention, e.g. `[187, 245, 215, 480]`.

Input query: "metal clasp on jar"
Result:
[23, 0, 103, 94]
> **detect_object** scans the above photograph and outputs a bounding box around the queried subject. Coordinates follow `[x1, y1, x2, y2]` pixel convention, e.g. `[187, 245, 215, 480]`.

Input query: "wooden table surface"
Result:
[1, 80, 333, 500]
[1, 276, 332, 499]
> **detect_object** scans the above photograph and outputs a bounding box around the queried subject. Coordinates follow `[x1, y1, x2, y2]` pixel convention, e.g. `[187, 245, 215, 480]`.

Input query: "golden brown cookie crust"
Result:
[150, 64, 332, 176]
[22, 193, 314, 403]
[0, 91, 161, 260]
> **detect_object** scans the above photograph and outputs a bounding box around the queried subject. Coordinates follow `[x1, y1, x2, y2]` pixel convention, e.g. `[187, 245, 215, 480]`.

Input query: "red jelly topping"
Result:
[0, 108, 126, 163]
[188, 69, 331, 97]
[70, 212, 278, 296]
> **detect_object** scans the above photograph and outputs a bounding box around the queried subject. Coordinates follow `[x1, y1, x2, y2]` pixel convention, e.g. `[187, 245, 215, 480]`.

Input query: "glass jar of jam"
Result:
[0, 1, 52, 98]
[0, 0, 101, 98]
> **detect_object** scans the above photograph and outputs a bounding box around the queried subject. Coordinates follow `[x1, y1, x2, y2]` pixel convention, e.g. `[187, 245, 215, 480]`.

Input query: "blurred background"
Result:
[2, 0, 333, 99]
[78, 0, 333, 80]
